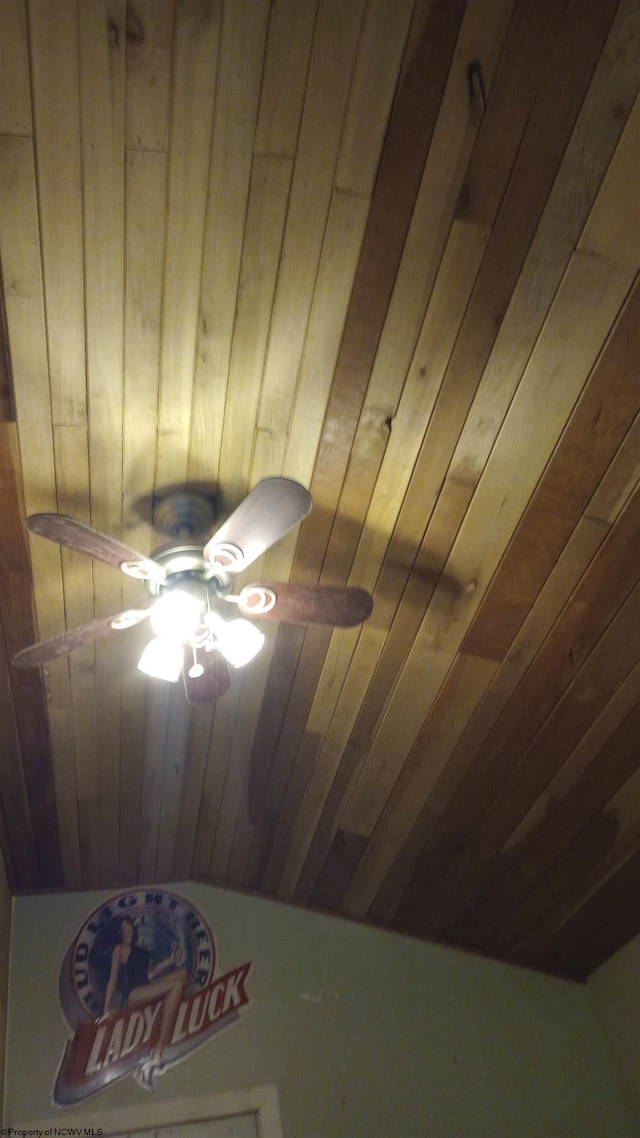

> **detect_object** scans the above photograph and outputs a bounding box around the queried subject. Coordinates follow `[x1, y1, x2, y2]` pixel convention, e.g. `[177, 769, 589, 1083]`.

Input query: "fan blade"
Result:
[237, 582, 373, 627]
[27, 514, 164, 581]
[182, 645, 232, 705]
[203, 478, 312, 572]
[12, 608, 150, 668]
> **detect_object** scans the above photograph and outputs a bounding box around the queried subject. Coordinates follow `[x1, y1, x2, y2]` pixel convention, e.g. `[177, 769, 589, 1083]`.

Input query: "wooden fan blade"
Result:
[203, 478, 312, 572]
[182, 645, 232, 705]
[12, 608, 150, 668]
[237, 582, 374, 627]
[27, 514, 164, 581]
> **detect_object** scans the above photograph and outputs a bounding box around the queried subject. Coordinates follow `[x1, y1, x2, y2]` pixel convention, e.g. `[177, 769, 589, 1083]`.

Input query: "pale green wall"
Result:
[4, 882, 634, 1137]
[589, 931, 640, 1136]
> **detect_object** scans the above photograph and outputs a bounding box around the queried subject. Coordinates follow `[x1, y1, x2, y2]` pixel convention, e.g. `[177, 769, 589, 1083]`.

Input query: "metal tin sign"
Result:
[54, 888, 251, 1105]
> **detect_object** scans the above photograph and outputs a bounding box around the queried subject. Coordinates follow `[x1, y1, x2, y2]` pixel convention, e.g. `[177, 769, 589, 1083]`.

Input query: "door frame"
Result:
[30, 1085, 284, 1138]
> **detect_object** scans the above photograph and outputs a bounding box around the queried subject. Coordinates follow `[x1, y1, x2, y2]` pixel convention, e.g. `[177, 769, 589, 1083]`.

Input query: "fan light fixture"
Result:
[137, 586, 265, 682]
[16, 479, 374, 707]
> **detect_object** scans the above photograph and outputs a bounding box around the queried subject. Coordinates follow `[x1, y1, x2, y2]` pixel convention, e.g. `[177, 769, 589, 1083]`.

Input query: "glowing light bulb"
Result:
[137, 638, 183, 682]
[150, 589, 203, 641]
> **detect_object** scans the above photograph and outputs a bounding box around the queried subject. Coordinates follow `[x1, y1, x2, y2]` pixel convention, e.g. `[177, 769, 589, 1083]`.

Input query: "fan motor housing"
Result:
[145, 544, 233, 600]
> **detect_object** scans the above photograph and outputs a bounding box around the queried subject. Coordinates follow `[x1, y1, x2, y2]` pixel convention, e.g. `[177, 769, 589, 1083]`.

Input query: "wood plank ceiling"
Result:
[1, 0, 640, 982]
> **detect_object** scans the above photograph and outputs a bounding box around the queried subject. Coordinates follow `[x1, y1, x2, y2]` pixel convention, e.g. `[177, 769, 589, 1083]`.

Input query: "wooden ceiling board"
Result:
[392, 481, 640, 934]
[256, 0, 493, 908]
[421, 572, 640, 939]
[295, 0, 628, 907]
[363, 513, 614, 924]
[519, 844, 640, 978]
[229, 0, 471, 899]
[187, 0, 269, 495]
[1, 0, 640, 979]
[463, 698, 640, 956]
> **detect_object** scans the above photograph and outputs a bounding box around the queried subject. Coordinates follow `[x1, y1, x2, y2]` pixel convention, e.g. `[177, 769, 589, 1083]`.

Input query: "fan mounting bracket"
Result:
[152, 490, 216, 540]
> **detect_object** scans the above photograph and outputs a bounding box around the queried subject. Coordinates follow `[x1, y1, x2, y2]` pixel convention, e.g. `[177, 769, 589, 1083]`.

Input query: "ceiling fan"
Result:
[13, 477, 373, 704]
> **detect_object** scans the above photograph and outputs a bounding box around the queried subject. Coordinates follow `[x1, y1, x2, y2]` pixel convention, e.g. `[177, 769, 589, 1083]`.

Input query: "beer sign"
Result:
[55, 889, 251, 1105]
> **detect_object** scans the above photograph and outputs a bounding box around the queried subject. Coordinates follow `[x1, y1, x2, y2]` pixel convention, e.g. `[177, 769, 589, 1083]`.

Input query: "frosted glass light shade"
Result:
[217, 619, 265, 668]
[204, 610, 264, 667]
[137, 637, 183, 682]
